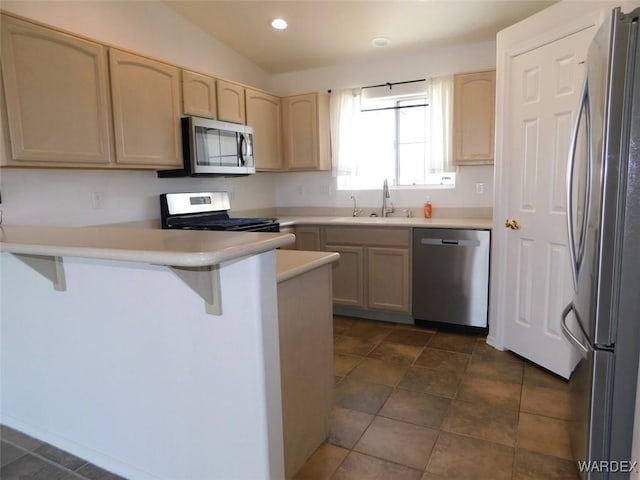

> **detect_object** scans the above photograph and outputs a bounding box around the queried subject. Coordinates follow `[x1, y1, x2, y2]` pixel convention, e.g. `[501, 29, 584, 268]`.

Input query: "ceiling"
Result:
[163, 1, 557, 74]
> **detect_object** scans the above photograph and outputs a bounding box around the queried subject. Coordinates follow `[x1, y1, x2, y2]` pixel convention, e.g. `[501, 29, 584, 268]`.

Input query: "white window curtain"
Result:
[329, 88, 363, 177]
[330, 76, 454, 181]
[427, 75, 454, 174]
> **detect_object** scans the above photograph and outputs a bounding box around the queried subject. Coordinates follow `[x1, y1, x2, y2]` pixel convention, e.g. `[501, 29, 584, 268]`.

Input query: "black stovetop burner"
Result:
[160, 192, 279, 233]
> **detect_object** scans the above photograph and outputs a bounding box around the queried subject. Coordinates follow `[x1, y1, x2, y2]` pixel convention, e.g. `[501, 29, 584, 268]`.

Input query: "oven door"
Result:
[189, 117, 255, 175]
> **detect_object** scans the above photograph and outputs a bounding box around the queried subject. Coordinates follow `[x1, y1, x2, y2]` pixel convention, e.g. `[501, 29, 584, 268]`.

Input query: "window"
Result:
[330, 76, 455, 190]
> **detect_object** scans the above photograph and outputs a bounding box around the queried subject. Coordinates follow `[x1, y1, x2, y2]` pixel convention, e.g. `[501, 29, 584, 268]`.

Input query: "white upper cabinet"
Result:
[453, 70, 496, 165]
[245, 88, 284, 171]
[282, 92, 330, 171]
[216, 80, 246, 124]
[1, 15, 112, 165]
[109, 49, 182, 167]
[182, 70, 217, 119]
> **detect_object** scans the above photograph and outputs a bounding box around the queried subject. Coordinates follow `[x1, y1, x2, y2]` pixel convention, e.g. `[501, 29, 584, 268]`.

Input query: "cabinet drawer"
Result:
[323, 227, 410, 248]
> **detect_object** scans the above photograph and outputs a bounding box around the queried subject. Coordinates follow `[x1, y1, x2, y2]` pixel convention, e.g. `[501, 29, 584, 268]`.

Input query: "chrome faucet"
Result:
[381, 179, 393, 217]
[350, 194, 362, 217]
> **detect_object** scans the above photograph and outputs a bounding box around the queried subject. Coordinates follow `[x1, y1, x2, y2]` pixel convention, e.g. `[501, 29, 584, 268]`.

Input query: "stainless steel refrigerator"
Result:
[561, 6, 640, 478]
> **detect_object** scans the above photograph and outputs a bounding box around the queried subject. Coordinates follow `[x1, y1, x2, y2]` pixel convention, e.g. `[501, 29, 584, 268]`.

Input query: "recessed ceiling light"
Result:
[271, 18, 288, 30]
[372, 37, 391, 48]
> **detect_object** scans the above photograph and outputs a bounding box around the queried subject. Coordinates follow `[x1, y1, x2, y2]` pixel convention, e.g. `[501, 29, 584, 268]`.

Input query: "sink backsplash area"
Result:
[274, 205, 492, 219]
[273, 166, 494, 220]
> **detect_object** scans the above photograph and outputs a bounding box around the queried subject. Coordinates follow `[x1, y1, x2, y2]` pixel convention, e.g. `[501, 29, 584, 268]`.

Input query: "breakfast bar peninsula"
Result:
[0, 225, 335, 480]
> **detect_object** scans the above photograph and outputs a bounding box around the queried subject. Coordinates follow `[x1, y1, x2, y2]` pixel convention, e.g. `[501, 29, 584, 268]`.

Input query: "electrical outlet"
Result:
[92, 192, 105, 210]
[475, 183, 485, 195]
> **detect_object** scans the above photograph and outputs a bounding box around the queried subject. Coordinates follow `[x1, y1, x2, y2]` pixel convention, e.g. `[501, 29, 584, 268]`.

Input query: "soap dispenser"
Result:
[423, 197, 432, 218]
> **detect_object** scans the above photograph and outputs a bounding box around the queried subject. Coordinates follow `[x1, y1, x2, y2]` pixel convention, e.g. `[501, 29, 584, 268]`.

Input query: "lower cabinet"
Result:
[367, 247, 410, 312]
[323, 227, 411, 315]
[325, 245, 365, 307]
[294, 226, 322, 251]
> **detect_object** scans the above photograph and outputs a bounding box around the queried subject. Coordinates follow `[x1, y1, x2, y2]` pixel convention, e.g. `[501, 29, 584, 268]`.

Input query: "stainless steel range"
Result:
[160, 191, 279, 232]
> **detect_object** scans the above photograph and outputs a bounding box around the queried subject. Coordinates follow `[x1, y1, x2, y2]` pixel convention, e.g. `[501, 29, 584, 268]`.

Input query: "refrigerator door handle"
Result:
[566, 76, 592, 289]
[561, 302, 590, 358]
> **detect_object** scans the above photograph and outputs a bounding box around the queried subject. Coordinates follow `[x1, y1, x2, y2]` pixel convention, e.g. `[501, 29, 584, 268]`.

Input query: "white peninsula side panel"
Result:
[0, 251, 284, 480]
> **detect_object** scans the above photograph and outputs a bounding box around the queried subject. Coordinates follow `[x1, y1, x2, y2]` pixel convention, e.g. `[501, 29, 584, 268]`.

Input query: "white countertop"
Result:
[276, 250, 340, 283]
[0, 225, 295, 267]
[277, 215, 493, 230]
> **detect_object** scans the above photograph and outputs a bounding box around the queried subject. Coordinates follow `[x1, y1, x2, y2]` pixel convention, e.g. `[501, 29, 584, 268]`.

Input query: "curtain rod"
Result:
[362, 78, 426, 90]
[328, 78, 426, 95]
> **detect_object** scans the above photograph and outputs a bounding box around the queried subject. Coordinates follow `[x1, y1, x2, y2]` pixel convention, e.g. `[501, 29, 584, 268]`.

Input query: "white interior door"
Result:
[503, 27, 594, 379]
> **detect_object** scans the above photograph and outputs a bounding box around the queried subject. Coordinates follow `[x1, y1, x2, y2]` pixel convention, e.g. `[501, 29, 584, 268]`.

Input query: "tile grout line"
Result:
[0, 438, 91, 479]
[328, 317, 579, 479]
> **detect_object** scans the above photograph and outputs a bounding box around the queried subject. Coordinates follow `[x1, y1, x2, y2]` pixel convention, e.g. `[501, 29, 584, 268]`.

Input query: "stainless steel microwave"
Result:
[158, 116, 255, 177]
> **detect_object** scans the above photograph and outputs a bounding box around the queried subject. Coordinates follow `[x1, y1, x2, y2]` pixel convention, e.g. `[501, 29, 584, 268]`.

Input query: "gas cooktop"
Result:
[160, 192, 279, 233]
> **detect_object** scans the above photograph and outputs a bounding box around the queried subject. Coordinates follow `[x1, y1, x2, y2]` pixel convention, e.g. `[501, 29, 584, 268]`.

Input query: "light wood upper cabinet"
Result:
[216, 80, 246, 124]
[245, 88, 283, 171]
[282, 92, 331, 171]
[0, 15, 112, 165]
[453, 70, 496, 165]
[109, 49, 182, 167]
[182, 70, 217, 119]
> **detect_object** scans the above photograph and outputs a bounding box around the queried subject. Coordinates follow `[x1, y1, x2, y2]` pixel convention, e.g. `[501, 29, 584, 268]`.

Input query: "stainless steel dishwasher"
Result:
[412, 228, 490, 329]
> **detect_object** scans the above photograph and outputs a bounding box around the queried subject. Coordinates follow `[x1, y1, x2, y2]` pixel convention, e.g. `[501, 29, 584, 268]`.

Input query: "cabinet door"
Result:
[109, 49, 181, 167]
[182, 70, 217, 119]
[246, 88, 283, 170]
[325, 245, 364, 307]
[1, 15, 112, 164]
[282, 93, 331, 171]
[367, 247, 410, 313]
[217, 80, 245, 124]
[295, 227, 321, 251]
[453, 70, 496, 165]
[282, 94, 318, 170]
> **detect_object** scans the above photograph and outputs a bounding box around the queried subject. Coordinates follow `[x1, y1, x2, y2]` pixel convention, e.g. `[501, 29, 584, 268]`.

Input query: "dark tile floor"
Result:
[294, 315, 579, 480]
[0, 425, 124, 480]
[0, 315, 578, 480]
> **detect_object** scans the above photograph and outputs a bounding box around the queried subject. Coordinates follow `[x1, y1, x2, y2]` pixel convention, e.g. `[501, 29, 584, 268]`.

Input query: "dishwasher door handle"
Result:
[420, 238, 481, 247]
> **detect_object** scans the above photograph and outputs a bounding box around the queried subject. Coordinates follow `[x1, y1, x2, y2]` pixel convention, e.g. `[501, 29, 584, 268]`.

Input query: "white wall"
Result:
[271, 40, 496, 96]
[271, 40, 497, 213]
[0, 169, 277, 226]
[273, 167, 494, 214]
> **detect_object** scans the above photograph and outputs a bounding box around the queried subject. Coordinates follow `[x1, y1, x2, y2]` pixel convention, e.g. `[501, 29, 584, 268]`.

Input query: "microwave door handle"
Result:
[566, 76, 589, 289]
[238, 134, 246, 167]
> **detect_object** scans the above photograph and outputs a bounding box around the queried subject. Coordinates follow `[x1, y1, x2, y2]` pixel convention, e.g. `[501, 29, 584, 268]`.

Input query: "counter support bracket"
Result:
[169, 265, 222, 315]
[13, 254, 66, 291]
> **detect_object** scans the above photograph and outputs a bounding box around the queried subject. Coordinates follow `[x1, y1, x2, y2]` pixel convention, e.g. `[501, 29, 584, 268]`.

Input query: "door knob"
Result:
[505, 219, 521, 230]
